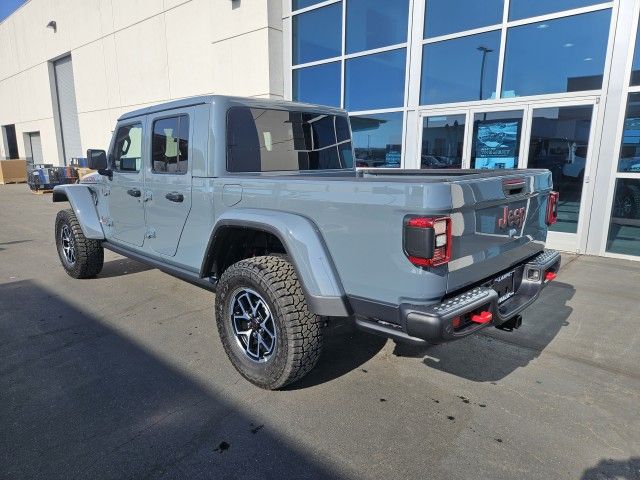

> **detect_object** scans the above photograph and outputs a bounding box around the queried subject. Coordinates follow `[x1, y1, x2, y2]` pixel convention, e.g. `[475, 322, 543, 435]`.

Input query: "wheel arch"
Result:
[202, 209, 351, 317]
[52, 185, 105, 240]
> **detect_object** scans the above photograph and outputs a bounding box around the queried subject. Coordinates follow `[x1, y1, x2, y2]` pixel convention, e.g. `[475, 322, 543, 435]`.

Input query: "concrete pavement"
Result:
[0, 184, 638, 480]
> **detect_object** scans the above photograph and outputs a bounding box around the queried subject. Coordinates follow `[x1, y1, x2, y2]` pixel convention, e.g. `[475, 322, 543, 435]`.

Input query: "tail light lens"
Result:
[546, 191, 559, 225]
[404, 216, 452, 267]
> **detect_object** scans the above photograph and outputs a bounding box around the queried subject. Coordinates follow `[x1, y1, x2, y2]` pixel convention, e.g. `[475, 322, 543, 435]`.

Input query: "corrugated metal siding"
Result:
[29, 132, 43, 164]
[53, 56, 82, 164]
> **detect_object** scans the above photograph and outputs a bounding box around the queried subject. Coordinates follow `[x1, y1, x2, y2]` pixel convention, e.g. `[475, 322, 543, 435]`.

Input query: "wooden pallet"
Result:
[31, 189, 53, 195]
[0, 179, 27, 185]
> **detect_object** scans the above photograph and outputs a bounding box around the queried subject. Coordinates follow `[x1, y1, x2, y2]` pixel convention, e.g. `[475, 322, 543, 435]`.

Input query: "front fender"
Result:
[52, 185, 105, 240]
[206, 209, 351, 317]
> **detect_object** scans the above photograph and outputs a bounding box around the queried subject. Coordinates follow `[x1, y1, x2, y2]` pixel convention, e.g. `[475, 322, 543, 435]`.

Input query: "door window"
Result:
[526, 105, 593, 233]
[151, 116, 189, 174]
[112, 123, 143, 172]
[471, 110, 523, 169]
[421, 114, 465, 169]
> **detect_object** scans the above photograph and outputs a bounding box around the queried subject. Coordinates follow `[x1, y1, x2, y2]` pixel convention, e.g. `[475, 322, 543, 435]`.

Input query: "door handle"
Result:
[165, 191, 184, 203]
[127, 188, 141, 198]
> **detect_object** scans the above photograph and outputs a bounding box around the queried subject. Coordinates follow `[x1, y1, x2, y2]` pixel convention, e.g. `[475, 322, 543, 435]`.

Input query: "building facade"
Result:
[1, 0, 640, 261]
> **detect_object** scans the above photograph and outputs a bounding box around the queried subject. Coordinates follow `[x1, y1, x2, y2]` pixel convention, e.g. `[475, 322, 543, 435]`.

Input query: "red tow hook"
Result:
[545, 271, 557, 281]
[471, 311, 493, 324]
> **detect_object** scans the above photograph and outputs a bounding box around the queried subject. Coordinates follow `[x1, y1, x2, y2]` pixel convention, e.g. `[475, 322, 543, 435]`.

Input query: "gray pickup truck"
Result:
[52, 95, 561, 389]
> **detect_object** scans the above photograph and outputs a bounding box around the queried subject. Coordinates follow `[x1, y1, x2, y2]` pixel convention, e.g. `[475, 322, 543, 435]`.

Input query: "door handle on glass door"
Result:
[165, 192, 184, 203]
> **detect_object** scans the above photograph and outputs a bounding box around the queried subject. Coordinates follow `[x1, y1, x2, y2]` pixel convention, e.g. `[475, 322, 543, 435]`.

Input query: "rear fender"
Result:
[203, 209, 351, 317]
[52, 185, 105, 239]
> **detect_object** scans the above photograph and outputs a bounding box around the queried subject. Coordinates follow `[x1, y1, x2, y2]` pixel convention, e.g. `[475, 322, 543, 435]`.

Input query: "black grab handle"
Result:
[165, 192, 184, 203]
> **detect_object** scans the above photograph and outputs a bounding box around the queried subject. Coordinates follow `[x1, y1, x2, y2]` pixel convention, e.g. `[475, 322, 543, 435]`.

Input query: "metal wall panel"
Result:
[53, 56, 82, 165]
[30, 133, 43, 164]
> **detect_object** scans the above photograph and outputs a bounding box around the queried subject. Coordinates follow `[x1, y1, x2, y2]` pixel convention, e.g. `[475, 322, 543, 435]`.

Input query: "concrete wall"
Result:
[0, 0, 284, 164]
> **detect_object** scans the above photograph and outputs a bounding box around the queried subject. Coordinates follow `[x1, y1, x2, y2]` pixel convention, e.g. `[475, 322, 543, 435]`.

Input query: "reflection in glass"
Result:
[527, 106, 593, 233]
[421, 115, 465, 169]
[509, 0, 603, 21]
[632, 18, 640, 85]
[345, 49, 406, 111]
[424, 0, 503, 38]
[293, 3, 342, 65]
[471, 111, 522, 169]
[226, 108, 352, 172]
[292, 0, 325, 10]
[607, 179, 640, 257]
[420, 31, 500, 105]
[347, 0, 409, 53]
[293, 62, 341, 107]
[350, 112, 403, 168]
[502, 11, 611, 97]
[618, 93, 640, 173]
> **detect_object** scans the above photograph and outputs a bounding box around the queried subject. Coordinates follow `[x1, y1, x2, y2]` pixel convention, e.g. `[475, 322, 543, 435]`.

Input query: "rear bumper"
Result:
[355, 249, 561, 345]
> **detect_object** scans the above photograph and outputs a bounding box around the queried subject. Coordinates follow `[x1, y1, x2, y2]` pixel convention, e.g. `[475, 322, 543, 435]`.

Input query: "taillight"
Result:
[546, 191, 559, 225]
[403, 216, 452, 268]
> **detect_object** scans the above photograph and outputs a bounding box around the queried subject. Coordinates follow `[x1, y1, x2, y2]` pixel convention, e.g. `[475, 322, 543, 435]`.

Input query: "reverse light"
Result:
[404, 216, 452, 268]
[546, 191, 559, 225]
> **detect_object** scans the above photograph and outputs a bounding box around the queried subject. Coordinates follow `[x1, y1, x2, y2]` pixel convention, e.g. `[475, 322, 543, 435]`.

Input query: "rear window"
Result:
[226, 106, 353, 172]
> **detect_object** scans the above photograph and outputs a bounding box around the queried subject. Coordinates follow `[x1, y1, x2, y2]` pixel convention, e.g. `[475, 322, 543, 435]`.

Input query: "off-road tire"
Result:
[215, 255, 323, 389]
[55, 208, 104, 279]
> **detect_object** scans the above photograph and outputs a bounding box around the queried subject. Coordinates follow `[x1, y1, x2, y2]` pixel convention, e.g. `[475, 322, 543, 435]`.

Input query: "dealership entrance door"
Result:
[418, 98, 599, 253]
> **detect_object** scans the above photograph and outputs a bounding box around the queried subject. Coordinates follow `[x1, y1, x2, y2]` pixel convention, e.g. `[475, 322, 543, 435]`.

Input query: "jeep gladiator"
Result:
[52, 95, 561, 389]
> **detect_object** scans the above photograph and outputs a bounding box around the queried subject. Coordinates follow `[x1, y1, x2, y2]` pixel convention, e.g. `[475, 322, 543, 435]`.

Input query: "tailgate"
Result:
[446, 170, 553, 293]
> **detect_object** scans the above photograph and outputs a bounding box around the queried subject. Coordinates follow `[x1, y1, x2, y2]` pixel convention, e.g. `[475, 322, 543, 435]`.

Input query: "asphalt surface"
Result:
[1, 184, 639, 480]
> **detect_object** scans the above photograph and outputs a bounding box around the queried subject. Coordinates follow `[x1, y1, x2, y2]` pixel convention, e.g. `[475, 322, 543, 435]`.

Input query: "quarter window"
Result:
[151, 116, 189, 174]
[112, 123, 143, 172]
[226, 107, 353, 172]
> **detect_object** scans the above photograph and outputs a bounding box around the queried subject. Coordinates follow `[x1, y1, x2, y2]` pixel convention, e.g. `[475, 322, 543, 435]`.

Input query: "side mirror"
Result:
[87, 149, 111, 178]
[87, 149, 108, 170]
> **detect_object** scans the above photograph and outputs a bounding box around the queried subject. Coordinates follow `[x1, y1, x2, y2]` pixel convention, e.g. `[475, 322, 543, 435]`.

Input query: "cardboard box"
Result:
[76, 167, 96, 180]
[0, 159, 27, 184]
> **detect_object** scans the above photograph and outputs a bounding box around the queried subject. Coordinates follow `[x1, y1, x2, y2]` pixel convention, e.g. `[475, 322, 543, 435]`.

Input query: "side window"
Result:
[226, 107, 352, 172]
[151, 115, 189, 174]
[112, 123, 143, 172]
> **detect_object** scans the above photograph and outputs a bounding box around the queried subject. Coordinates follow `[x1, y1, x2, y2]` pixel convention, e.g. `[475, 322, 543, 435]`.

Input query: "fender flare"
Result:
[202, 209, 351, 317]
[52, 185, 105, 240]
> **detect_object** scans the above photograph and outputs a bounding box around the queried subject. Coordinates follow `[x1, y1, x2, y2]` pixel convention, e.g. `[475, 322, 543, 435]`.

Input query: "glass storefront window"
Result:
[618, 93, 640, 173]
[345, 49, 406, 111]
[420, 31, 500, 105]
[471, 110, 523, 169]
[509, 0, 604, 21]
[292, 3, 342, 65]
[292, 0, 326, 11]
[424, 0, 503, 38]
[607, 179, 640, 256]
[421, 114, 465, 169]
[527, 105, 594, 234]
[632, 17, 640, 85]
[351, 112, 403, 168]
[346, 0, 409, 54]
[293, 62, 341, 107]
[502, 11, 611, 98]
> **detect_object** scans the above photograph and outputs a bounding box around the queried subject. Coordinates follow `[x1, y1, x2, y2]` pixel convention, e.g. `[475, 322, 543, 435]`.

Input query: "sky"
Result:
[0, 0, 26, 22]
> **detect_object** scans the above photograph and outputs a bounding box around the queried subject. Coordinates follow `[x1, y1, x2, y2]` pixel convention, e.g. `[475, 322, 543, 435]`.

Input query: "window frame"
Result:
[149, 114, 190, 176]
[109, 121, 144, 174]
